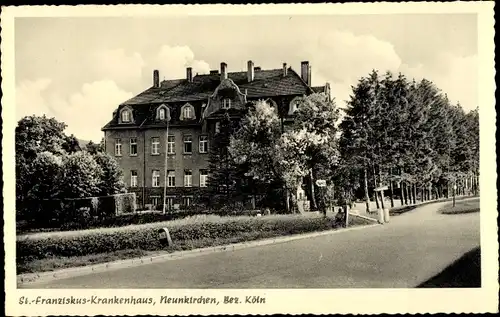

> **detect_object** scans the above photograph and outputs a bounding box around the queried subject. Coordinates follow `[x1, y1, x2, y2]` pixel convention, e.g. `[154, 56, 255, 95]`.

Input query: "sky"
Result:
[15, 14, 478, 142]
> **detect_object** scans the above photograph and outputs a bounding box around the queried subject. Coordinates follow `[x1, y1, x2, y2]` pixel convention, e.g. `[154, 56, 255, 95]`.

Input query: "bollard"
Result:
[377, 209, 384, 224]
[383, 208, 390, 223]
[158, 228, 173, 246]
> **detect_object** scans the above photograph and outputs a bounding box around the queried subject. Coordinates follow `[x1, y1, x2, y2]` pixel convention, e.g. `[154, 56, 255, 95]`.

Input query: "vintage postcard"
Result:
[2, 2, 498, 315]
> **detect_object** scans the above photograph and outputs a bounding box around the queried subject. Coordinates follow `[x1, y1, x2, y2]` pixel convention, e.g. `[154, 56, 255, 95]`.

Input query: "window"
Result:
[288, 97, 300, 115]
[152, 170, 160, 187]
[121, 110, 130, 122]
[184, 170, 192, 187]
[200, 170, 208, 187]
[167, 170, 175, 187]
[182, 196, 192, 207]
[151, 196, 160, 208]
[115, 139, 122, 156]
[157, 105, 170, 121]
[199, 135, 208, 153]
[183, 135, 192, 154]
[151, 137, 160, 155]
[215, 122, 220, 134]
[222, 98, 231, 109]
[130, 138, 137, 156]
[131, 170, 138, 187]
[183, 106, 192, 119]
[166, 197, 174, 209]
[167, 135, 175, 154]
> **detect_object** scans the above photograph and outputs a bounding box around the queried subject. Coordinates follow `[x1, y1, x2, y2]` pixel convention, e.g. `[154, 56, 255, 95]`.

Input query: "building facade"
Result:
[102, 60, 329, 209]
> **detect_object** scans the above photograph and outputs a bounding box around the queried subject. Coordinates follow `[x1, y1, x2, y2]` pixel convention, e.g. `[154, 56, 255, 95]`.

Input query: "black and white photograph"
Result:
[2, 2, 497, 315]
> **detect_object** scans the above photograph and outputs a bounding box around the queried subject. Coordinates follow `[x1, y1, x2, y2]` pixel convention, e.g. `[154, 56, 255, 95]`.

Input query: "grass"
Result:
[439, 198, 480, 215]
[17, 214, 374, 275]
[384, 195, 479, 216]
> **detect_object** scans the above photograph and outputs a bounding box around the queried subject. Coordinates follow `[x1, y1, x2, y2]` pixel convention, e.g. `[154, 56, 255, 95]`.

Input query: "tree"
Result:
[16, 115, 68, 202]
[62, 134, 82, 153]
[229, 100, 290, 210]
[59, 151, 104, 198]
[25, 151, 64, 201]
[292, 93, 341, 210]
[86, 138, 105, 154]
[93, 151, 126, 196]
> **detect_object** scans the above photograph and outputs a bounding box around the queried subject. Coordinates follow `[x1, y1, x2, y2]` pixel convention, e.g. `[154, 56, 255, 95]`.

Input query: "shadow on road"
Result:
[417, 247, 481, 288]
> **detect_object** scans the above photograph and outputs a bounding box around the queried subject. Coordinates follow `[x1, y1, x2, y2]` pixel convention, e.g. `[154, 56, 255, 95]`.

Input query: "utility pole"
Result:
[162, 118, 170, 214]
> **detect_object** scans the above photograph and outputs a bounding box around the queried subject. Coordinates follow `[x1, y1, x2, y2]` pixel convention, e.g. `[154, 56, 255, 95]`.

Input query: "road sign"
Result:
[315, 179, 327, 187]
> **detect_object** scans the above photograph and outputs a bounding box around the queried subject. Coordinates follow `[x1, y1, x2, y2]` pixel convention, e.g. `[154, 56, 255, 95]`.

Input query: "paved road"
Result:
[21, 199, 480, 288]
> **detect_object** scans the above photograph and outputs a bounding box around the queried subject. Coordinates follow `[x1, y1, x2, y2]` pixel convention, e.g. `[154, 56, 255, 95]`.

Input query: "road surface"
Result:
[21, 200, 480, 288]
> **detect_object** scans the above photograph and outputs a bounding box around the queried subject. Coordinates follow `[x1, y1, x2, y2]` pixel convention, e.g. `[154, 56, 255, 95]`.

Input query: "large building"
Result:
[102, 60, 329, 209]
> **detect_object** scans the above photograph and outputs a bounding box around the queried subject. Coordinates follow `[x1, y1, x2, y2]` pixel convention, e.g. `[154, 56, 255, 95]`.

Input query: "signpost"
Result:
[374, 185, 389, 223]
[315, 179, 327, 187]
[315, 180, 327, 216]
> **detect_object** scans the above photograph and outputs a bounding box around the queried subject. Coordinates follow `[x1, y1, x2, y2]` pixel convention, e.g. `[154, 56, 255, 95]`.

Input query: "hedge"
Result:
[16, 214, 373, 268]
[16, 193, 137, 231]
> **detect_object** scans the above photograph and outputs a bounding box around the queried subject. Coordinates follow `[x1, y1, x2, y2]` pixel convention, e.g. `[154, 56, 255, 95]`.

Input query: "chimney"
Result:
[283, 63, 288, 77]
[220, 62, 227, 81]
[301, 61, 310, 85]
[308, 65, 312, 86]
[186, 67, 193, 82]
[247, 60, 255, 82]
[153, 69, 159, 88]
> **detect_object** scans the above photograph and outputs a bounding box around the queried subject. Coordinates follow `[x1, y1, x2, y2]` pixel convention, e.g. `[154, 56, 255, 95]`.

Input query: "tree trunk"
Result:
[404, 182, 410, 205]
[420, 187, 425, 202]
[446, 182, 450, 199]
[400, 182, 405, 206]
[372, 166, 380, 209]
[412, 184, 417, 204]
[389, 168, 395, 208]
[285, 188, 290, 213]
[309, 169, 318, 210]
[363, 168, 370, 213]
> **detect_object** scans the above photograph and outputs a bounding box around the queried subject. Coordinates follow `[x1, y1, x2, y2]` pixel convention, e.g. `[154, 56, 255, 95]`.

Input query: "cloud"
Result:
[89, 48, 145, 89]
[153, 45, 211, 80]
[16, 79, 133, 142]
[16, 78, 55, 118]
[302, 30, 476, 112]
[401, 53, 478, 111]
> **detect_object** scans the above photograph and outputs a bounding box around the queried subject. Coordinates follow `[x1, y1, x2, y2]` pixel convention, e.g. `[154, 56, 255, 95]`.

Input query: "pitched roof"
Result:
[312, 86, 326, 93]
[122, 68, 312, 106]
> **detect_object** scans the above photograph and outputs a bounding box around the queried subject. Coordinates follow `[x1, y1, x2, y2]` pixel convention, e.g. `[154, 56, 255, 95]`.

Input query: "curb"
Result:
[18, 219, 380, 286]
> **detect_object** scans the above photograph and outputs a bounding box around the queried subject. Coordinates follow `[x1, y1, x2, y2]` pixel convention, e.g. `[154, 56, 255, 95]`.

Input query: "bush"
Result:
[16, 214, 373, 267]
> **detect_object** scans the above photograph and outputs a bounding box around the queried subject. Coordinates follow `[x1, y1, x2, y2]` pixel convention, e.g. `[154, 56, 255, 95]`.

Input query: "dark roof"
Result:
[122, 68, 312, 106]
[312, 86, 326, 93]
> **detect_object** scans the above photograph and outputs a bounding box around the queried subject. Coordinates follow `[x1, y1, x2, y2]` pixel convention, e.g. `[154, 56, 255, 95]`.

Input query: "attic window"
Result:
[119, 107, 134, 123]
[122, 110, 130, 122]
[156, 104, 170, 121]
[180, 103, 196, 121]
[222, 98, 231, 109]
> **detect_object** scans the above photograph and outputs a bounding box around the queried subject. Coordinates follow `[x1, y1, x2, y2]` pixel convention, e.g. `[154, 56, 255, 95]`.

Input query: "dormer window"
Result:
[222, 98, 231, 109]
[119, 106, 134, 124]
[156, 104, 170, 121]
[121, 110, 130, 122]
[183, 106, 192, 119]
[288, 97, 301, 115]
[180, 103, 196, 121]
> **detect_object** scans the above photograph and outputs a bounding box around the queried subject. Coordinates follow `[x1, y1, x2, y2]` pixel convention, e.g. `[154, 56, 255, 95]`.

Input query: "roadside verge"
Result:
[17, 214, 378, 286]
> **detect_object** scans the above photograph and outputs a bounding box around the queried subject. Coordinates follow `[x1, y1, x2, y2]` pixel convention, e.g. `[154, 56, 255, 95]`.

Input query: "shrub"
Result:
[16, 214, 373, 266]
